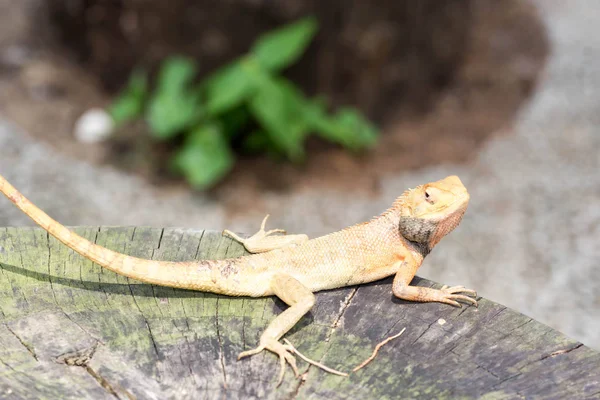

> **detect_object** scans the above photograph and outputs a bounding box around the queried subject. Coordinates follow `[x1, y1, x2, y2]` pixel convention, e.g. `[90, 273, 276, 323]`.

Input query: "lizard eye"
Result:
[425, 189, 434, 204]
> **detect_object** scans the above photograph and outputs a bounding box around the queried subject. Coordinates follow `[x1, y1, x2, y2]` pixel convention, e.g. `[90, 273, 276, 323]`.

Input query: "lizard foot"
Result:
[439, 285, 478, 307]
[224, 215, 308, 253]
[238, 337, 298, 386]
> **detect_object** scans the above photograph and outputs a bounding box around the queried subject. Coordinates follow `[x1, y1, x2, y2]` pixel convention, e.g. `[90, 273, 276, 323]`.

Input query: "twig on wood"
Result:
[352, 327, 407, 372]
[283, 339, 349, 377]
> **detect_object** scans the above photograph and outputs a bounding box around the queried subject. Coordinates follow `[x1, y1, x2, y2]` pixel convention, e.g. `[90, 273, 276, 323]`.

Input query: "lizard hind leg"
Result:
[223, 214, 308, 254]
[237, 273, 314, 386]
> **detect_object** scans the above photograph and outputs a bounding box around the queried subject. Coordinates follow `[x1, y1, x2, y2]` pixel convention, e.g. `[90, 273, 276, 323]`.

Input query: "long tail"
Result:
[0, 174, 212, 290]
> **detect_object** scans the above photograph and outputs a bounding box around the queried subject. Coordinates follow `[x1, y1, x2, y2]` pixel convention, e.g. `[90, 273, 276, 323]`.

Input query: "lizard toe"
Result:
[237, 345, 265, 360]
[442, 285, 477, 296]
[440, 297, 462, 307]
[239, 337, 299, 386]
[441, 285, 478, 304]
[448, 294, 478, 306]
[264, 339, 298, 386]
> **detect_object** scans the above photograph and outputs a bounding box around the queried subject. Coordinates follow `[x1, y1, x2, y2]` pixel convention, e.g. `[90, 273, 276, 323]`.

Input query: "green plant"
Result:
[109, 17, 379, 189]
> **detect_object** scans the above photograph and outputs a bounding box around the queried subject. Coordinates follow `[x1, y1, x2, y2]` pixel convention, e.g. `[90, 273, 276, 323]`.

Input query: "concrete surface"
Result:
[0, 0, 599, 349]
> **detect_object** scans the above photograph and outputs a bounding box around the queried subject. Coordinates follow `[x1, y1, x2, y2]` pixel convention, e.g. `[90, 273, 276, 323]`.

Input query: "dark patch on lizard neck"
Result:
[397, 215, 439, 257]
[402, 236, 431, 258]
[398, 216, 438, 247]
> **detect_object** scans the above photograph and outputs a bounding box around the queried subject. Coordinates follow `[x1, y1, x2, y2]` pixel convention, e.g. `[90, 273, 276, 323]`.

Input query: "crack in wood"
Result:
[14, 241, 31, 308]
[130, 227, 137, 242]
[456, 350, 502, 380]
[84, 365, 133, 400]
[411, 318, 439, 345]
[125, 276, 163, 374]
[144, 319, 161, 361]
[494, 318, 535, 344]
[455, 302, 477, 319]
[56, 342, 136, 400]
[443, 305, 509, 356]
[240, 298, 247, 357]
[484, 339, 586, 391]
[181, 335, 199, 387]
[120, 227, 167, 381]
[95, 227, 112, 303]
[92, 227, 116, 302]
[215, 297, 228, 391]
[59, 308, 104, 344]
[492, 372, 522, 389]
[326, 287, 358, 342]
[5, 323, 38, 361]
[193, 230, 206, 260]
[45, 231, 60, 308]
[155, 229, 200, 390]
[149, 228, 165, 261]
[0, 356, 17, 373]
[0, 230, 17, 316]
[214, 235, 239, 391]
[149, 243, 167, 320]
[539, 343, 583, 360]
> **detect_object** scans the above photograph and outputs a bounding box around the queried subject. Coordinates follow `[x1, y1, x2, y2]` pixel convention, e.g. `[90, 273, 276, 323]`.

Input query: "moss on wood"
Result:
[0, 227, 598, 399]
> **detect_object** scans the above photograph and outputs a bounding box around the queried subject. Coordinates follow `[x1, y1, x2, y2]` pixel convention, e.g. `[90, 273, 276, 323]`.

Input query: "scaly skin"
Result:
[0, 173, 477, 384]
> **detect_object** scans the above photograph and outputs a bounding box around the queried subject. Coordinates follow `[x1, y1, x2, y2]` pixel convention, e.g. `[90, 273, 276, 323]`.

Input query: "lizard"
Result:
[0, 173, 477, 384]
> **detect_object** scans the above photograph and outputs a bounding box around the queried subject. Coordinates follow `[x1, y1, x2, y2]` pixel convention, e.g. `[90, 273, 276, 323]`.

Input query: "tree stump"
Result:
[0, 227, 598, 399]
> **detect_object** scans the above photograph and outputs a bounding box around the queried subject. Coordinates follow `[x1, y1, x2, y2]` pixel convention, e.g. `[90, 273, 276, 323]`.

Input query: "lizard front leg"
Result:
[224, 214, 308, 253]
[238, 272, 315, 385]
[392, 258, 478, 307]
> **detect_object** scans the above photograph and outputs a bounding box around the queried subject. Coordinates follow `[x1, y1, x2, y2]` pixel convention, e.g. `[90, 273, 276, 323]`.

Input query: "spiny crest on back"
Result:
[391, 186, 422, 215]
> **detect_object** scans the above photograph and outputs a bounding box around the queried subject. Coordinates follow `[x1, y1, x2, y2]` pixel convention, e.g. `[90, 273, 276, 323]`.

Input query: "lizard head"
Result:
[395, 175, 470, 251]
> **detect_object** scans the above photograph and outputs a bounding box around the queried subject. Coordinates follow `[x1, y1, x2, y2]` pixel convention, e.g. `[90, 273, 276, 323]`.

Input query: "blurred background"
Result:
[0, 0, 598, 349]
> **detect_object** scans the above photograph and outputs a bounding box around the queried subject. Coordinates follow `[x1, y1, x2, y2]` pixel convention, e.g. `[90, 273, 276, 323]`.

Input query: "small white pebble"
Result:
[1, 45, 29, 67]
[437, 318, 446, 325]
[74, 108, 115, 143]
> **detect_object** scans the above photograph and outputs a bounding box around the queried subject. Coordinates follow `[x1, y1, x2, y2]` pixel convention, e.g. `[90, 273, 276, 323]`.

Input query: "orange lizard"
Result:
[0, 174, 476, 384]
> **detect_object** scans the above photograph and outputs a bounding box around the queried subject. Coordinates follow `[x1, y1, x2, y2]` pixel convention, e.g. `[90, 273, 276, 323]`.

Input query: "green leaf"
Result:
[248, 78, 310, 161]
[156, 56, 198, 93]
[219, 106, 251, 140]
[108, 69, 148, 125]
[242, 130, 273, 154]
[146, 57, 201, 139]
[309, 106, 379, 150]
[172, 124, 235, 189]
[204, 59, 256, 116]
[251, 17, 318, 72]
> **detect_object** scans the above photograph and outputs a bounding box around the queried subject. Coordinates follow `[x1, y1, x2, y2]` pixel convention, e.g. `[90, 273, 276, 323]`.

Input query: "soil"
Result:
[0, 0, 548, 212]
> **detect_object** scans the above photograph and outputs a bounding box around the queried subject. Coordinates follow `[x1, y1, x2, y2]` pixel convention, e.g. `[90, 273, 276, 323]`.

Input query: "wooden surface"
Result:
[0, 227, 598, 399]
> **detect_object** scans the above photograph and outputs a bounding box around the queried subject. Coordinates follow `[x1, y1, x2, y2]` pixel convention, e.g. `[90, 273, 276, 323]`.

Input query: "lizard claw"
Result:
[439, 285, 478, 307]
[238, 337, 298, 386]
